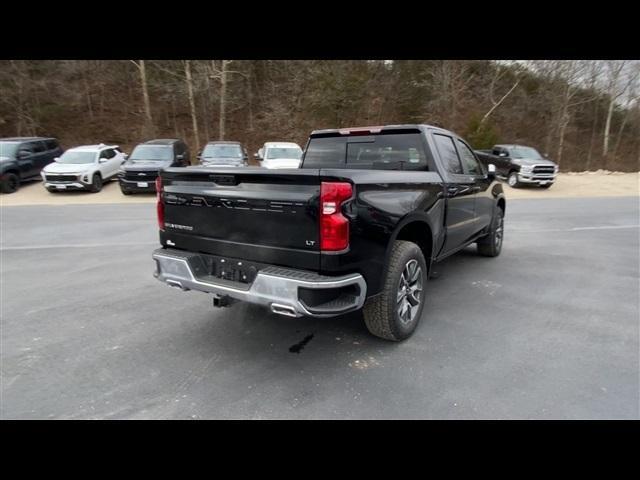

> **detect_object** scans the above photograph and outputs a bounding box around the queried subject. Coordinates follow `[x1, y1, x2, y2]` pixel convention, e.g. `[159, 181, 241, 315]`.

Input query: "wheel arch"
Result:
[384, 214, 435, 275]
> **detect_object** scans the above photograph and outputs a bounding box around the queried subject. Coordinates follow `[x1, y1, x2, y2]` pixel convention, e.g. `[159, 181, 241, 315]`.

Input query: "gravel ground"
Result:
[1, 172, 638, 207]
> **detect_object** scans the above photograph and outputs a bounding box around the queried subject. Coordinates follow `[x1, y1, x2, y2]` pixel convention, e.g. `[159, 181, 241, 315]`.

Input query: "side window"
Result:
[31, 141, 46, 153]
[100, 149, 115, 159]
[492, 147, 501, 156]
[433, 134, 463, 175]
[19, 143, 35, 154]
[456, 139, 483, 176]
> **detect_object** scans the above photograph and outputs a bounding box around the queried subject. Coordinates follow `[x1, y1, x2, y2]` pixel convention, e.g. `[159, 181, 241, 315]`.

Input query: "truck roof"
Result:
[309, 124, 454, 137]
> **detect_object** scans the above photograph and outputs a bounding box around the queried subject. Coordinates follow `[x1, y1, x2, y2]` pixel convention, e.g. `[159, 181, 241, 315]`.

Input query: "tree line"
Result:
[0, 60, 638, 172]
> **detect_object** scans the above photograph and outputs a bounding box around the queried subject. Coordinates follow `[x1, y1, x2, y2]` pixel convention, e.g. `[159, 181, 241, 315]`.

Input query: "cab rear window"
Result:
[302, 133, 429, 170]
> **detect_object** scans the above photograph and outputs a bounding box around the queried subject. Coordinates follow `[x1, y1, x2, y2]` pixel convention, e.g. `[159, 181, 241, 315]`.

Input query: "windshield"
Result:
[509, 146, 543, 160]
[266, 147, 302, 160]
[0, 142, 19, 158]
[130, 145, 173, 161]
[57, 150, 96, 164]
[202, 144, 243, 158]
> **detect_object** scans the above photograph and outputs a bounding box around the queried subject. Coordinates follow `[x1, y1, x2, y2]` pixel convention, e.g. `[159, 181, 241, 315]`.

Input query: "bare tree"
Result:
[478, 63, 521, 128]
[130, 60, 154, 136]
[602, 61, 634, 161]
[612, 64, 640, 159]
[184, 60, 200, 151]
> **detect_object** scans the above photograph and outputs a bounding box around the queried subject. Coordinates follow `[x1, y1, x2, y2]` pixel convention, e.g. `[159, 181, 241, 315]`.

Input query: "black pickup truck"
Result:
[475, 144, 558, 188]
[152, 125, 506, 341]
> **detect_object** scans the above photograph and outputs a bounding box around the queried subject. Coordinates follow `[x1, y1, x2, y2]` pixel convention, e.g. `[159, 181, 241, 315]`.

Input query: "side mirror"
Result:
[99, 158, 108, 163]
[122, 153, 129, 160]
[487, 164, 496, 180]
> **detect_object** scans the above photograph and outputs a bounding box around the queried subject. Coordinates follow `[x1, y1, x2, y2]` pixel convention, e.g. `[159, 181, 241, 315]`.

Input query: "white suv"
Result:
[255, 142, 303, 169]
[41, 144, 126, 193]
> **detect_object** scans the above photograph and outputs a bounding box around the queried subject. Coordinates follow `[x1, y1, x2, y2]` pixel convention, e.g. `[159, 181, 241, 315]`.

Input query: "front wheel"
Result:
[507, 171, 519, 188]
[363, 240, 427, 341]
[477, 206, 504, 257]
[90, 173, 103, 193]
[0, 173, 20, 193]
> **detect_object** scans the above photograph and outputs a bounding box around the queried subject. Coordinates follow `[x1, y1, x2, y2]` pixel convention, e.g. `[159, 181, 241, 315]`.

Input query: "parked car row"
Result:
[1, 136, 557, 195]
[0, 136, 305, 194]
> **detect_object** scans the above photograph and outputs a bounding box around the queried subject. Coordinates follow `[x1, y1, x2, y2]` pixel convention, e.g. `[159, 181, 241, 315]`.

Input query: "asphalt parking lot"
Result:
[1, 197, 638, 419]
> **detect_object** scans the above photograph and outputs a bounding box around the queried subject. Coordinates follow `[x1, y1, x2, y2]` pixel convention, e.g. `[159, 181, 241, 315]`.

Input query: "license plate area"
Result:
[185, 252, 268, 285]
[137, 182, 148, 187]
[55, 185, 67, 189]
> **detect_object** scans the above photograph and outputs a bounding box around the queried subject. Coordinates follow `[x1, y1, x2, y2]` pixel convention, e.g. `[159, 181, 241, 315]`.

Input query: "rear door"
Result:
[16, 142, 36, 178]
[455, 138, 492, 233]
[432, 133, 478, 255]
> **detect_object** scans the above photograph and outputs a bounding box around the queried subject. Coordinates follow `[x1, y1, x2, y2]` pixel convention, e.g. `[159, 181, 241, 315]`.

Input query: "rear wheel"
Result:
[507, 171, 519, 188]
[363, 240, 427, 341]
[0, 173, 20, 193]
[90, 173, 103, 193]
[477, 206, 504, 257]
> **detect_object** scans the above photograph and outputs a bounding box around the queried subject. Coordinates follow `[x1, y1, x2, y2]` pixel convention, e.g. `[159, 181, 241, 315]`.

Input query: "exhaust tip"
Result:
[166, 279, 189, 291]
[270, 303, 298, 317]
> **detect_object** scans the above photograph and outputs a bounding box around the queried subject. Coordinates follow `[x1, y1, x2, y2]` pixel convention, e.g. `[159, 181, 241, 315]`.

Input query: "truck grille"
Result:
[124, 170, 158, 181]
[46, 174, 77, 182]
[532, 165, 555, 174]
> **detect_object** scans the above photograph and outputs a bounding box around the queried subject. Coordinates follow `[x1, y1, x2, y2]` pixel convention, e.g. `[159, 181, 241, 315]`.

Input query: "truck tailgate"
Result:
[159, 167, 321, 271]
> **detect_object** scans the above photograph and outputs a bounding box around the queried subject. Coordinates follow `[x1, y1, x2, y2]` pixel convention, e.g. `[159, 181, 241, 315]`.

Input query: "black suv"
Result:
[118, 139, 190, 194]
[0, 137, 63, 193]
[197, 141, 249, 167]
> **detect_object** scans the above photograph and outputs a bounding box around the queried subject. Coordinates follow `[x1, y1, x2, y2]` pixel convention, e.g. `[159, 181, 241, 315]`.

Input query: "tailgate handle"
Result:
[210, 174, 237, 186]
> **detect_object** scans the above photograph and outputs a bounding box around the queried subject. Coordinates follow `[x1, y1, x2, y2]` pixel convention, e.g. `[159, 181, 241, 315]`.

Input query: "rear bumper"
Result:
[152, 248, 367, 318]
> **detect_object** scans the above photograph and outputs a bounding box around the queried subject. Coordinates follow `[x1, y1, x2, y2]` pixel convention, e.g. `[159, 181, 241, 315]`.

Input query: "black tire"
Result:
[90, 173, 103, 193]
[363, 240, 427, 341]
[507, 171, 520, 188]
[477, 206, 504, 257]
[0, 172, 20, 193]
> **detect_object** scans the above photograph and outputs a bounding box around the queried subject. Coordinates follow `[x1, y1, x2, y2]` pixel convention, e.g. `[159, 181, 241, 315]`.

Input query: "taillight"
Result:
[320, 181, 352, 251]
[156, 176, 164, 231]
